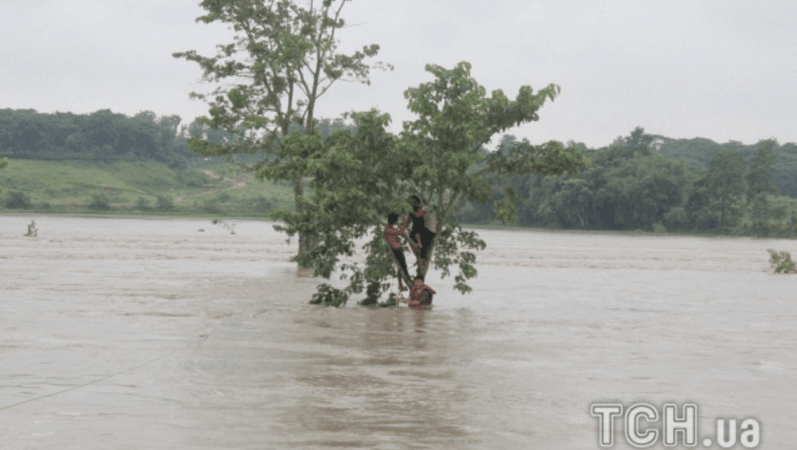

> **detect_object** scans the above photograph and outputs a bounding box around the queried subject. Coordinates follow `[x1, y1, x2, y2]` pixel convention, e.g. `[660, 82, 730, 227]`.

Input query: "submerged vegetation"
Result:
[24, 219, 37, 237]
[767, 249, 796, 274]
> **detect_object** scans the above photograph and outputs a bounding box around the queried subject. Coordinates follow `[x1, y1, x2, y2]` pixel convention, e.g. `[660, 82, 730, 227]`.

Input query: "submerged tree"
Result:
[269, 62, 590, 306]
[173, 0, 389, 266]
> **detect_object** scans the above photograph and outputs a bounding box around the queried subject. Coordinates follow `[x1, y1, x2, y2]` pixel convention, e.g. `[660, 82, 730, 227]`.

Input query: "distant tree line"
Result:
[2, 108, 795, 236]
[0, 109, 355, 168]
[452, 128, 796, 237]
[654, 134, 797, 198]
[0, 109, 237, 167]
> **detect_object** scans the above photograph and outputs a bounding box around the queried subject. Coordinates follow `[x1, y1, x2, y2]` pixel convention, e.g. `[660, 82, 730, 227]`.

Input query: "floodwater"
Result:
[1, 215, 795, 449]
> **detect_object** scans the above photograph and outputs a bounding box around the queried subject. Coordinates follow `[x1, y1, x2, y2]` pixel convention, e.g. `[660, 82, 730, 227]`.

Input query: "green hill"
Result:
[0, 158, 294, 218]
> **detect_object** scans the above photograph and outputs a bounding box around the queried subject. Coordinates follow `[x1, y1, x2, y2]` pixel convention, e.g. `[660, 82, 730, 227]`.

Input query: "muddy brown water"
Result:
[1, 215, 795, 449]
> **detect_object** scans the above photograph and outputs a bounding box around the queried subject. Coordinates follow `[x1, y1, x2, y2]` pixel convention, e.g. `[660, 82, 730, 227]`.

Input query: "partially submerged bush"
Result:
[310, 284, 348, 307]
[767, 248, 796, 274]
[211, 219, 236, 234]
[358, 283, 399, 308]
[25, 220, 38, 237]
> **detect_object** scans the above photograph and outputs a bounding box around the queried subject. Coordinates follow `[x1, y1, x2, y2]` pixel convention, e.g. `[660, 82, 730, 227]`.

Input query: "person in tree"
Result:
[408, 195, 436, 276]
[383, 212, 411, 290]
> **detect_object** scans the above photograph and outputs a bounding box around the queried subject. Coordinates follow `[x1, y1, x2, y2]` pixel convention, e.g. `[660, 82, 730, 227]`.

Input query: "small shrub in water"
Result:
[25, 220, 38, 237]
[211, 219, 236, 234]
[359, 284, 401, 308]
[380, 293, 399, 308]
[310, 284, 348, 307]
[767, 248, 796, 274]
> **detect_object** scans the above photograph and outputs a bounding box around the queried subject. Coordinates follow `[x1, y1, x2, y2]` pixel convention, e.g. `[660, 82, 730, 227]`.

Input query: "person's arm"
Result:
[399, 216, 409, 234]
[398, 217, 416, 247]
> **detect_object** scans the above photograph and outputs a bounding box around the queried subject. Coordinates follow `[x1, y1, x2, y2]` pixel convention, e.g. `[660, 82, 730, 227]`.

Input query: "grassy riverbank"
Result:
[0, 158, 294, 218]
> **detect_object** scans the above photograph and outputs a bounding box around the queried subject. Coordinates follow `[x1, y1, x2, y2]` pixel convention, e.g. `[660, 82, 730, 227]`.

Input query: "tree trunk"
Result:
[294, 70, 320, 268]
[293, 176, 314, 268]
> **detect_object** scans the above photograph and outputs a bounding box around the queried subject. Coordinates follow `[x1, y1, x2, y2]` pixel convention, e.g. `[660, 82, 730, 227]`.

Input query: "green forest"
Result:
[1, 108, 796, 238]
[453, 128, 797, 237]
[0, 108, 242, 166]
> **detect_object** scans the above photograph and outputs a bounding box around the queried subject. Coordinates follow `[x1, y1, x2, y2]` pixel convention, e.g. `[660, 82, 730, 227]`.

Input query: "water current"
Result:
[1, 215, 795, 449]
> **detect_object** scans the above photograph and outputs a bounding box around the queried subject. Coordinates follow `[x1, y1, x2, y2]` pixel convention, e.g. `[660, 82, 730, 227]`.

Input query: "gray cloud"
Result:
[2, 0, 796, 148]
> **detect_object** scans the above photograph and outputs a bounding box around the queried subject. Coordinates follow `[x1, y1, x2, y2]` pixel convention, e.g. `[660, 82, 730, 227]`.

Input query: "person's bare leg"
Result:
[417, 258, 427, 277]
[409, 242, 420, 258]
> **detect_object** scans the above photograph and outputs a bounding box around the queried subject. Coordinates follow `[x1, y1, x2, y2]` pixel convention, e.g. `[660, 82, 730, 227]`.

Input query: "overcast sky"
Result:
[2, 0, 796, 149]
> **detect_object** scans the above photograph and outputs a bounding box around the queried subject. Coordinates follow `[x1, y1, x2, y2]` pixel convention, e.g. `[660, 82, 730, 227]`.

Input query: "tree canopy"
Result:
[705, 148, 747, 231]
[173, 0, 390, 264]
[455, 127, 793, 238]
[746, 139, 779, 199]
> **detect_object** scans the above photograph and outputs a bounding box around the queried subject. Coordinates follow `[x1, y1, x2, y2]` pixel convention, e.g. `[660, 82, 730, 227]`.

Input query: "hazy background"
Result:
[2, 0, 796, 148]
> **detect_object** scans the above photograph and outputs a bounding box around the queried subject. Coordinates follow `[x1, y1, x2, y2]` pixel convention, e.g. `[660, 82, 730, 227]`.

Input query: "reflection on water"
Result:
[1, 215, 795, 449]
